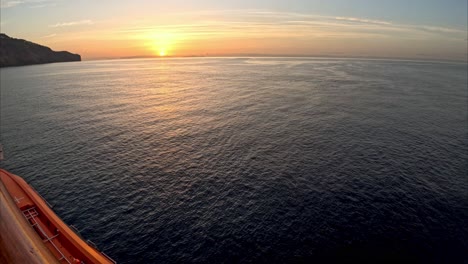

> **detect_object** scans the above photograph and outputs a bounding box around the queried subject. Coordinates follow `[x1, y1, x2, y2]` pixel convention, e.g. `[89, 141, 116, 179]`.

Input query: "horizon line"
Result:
[84, 54, 468, 64]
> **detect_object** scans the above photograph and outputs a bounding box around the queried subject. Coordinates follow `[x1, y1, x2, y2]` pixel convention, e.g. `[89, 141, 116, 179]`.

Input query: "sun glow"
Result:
[146, 32, 181, 57]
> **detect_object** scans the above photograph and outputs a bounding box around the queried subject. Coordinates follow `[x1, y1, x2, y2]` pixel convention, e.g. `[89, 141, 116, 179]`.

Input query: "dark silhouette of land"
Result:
[0, 33, 80, 67]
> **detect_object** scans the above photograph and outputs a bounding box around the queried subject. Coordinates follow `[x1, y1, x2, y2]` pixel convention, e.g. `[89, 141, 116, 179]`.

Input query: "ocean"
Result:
[0, 57, 467, 263]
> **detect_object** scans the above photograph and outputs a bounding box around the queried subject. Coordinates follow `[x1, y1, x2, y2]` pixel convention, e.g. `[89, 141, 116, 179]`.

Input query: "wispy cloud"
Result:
[50, 20, 94, 27]
[1, 0, 23, 8]
[22, 9, 464, 61]
[416, 25, 466, 34]
[115, 10, 466, 42]
[29, 2, 55, 8]
[334, 16, 392, 25]
[1, 0, 54, 8]
[41, 33, 56, 38]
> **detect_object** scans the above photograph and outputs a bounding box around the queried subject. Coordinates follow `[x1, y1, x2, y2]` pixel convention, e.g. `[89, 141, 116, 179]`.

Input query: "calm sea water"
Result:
[0, 58, 467, 263]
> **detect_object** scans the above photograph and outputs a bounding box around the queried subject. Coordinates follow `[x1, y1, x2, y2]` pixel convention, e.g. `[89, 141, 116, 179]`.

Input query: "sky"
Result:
[1, 0, 467, 61]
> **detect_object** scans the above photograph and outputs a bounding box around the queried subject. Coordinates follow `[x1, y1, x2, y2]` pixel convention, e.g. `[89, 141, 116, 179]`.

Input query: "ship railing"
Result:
[101, 252, 118, 264]
[22, 207, 72, 264]
[70, 224, 80, 233]
[87, 239, 98, 249]
[22, 207, 39, 219]
[70, 224, 85, 239]
[30, 185, 54, 208]
[86, 239, 117, 263]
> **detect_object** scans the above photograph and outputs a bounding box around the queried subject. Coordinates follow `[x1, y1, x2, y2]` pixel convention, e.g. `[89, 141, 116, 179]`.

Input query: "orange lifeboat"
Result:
[0, 169, 116, 264]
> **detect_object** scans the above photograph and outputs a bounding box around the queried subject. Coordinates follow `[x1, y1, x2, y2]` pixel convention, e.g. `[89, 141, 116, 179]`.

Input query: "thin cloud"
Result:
[334, 16, 392, 25]
[50, 20, 94, 27]
[29, 2, 56, 8]
[116, 10, 465, 42]
[1, 0, 23, 8]
[41, 33, 56, 38]
[417, 25, 466, 34]
[1, 0, 53, 8]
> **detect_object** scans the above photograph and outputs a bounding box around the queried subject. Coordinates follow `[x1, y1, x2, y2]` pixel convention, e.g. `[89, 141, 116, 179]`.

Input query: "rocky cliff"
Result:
[0, 33, 81, 67]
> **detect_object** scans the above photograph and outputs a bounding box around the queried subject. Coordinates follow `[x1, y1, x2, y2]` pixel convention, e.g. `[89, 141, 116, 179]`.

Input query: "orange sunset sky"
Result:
[1, 0, 467, 61]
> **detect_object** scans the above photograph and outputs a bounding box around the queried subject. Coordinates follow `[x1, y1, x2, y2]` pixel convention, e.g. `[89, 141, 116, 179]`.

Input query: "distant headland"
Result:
[0, 33, 81, 67]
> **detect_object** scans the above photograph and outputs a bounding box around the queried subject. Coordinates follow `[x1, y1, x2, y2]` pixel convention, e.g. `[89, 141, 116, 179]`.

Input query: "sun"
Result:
[146, 32, 178, 57]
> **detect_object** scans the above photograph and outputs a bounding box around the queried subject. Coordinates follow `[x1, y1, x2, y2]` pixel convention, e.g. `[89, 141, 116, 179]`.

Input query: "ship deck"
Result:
[0, 169, 116, 264]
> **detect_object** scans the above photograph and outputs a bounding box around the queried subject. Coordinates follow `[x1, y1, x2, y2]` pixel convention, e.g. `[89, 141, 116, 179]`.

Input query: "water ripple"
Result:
[1, 58, 467, 263]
